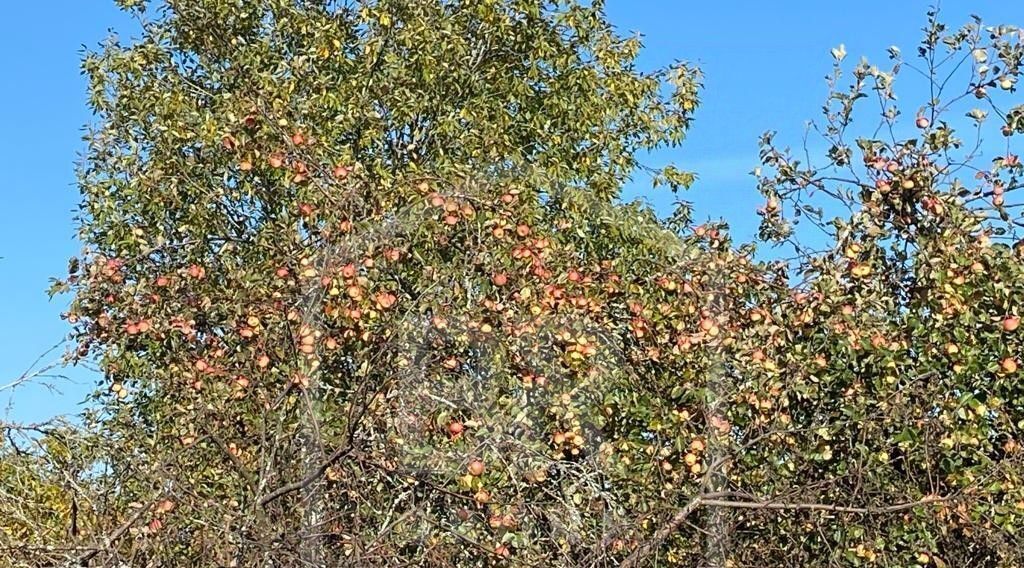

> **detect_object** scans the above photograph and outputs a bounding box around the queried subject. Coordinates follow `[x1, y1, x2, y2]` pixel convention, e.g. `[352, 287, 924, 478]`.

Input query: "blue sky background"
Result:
[1, 1, 1018, 424]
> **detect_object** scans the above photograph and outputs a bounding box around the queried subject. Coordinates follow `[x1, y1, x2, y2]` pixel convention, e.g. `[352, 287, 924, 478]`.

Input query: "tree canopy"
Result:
[3, 2, 1024, 567]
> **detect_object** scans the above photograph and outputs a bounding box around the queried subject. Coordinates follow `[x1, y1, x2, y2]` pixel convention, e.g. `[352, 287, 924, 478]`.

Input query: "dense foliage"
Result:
[3, 2, 1024, 566]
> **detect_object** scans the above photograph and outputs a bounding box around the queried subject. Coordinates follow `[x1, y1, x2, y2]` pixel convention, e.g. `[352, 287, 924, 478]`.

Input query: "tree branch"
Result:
[257, 443, 353, 508]
[619, 493, 946, 568]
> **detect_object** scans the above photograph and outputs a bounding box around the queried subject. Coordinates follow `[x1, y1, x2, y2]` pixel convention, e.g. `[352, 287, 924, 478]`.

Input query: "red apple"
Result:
[467, 459, 485, 476]
[375, 292, 397, 309]
[1003, 315, 1020, 332]
[448, 421, 464, 437]
[333, 164, 351, 179]
[1001, 357, 1018, 374]
[155, 499, 175, 514]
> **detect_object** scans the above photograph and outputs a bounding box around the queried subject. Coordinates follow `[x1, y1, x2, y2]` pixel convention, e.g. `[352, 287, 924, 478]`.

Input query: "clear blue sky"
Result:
[1, 1, 1017, 424]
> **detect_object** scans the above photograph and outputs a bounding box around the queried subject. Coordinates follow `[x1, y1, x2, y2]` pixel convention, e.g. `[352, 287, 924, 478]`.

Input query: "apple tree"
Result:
[2, 2, 1024, 568]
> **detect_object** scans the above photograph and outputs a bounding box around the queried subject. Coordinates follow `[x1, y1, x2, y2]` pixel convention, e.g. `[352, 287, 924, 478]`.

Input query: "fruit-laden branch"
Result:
[697, 495, 945, 514]
[257, 443, 354, 508]
[76, 497, 162, 565]
[74, 436, 211, 565]
[619, 493, 947, 568]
